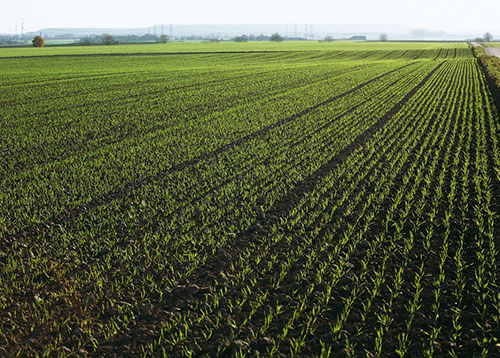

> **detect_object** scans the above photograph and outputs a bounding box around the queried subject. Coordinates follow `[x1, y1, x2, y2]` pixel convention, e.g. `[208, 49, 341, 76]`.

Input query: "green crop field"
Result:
[1, 42, 499, 357]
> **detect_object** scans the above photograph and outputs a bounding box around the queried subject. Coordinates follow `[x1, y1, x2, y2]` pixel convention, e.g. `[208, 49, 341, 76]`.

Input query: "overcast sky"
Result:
[0, 0, 498, 35]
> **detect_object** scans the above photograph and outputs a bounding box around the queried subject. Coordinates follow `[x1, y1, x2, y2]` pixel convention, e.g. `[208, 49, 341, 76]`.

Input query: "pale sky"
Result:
[0, 0, 498, 34]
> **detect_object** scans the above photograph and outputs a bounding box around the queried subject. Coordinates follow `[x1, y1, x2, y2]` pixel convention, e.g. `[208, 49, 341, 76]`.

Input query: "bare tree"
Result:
[158, 34, 169, 43]
[484, 32, 493, 42]
[379, 33, 388, 42]
[324, 35, 334, 42]
[102, 33, 116, 45]
[270, 33, 284, 42]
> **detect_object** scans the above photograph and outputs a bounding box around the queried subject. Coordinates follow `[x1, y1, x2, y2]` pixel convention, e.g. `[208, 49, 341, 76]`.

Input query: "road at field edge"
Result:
[471, 41, 500, 59]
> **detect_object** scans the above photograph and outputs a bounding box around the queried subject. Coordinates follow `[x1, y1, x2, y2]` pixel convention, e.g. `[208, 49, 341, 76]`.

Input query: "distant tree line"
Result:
[79, 33, 169, 45]
[232, 34, 273, 42]
[232, 33, 286, 42]
[233, 35, 249, 42]
[0, 37, 20, 45]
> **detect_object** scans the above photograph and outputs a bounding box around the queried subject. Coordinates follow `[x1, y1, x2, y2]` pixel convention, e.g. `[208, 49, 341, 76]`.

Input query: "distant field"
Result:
[483, 42, 500, 47]
[0, 40, 467, 57]
[44, 39, 81, 45]
[1, 42, 499, 357]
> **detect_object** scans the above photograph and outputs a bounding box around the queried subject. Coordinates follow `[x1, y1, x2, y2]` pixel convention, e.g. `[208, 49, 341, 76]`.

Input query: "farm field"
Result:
[482, 42, 500, 47]
[0, 40, 466, 58]
[0, 42, 499, 357]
